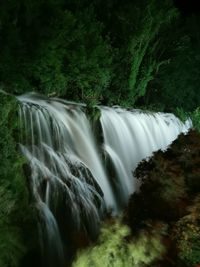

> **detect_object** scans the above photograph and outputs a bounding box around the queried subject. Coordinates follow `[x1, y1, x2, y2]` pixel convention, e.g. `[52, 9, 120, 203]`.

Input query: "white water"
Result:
[17, 93, 192, 264]
[18, 93, 113, 266]
[100, 107, 191, 203]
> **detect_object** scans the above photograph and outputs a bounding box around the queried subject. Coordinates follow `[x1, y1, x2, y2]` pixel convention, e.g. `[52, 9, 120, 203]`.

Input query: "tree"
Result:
[0, 0, 113, 102]
[127, 0, 178, 103]
[148, 15, 200, 111]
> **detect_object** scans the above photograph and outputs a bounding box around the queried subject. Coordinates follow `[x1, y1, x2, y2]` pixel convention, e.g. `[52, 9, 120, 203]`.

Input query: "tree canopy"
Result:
[0, 0, 200, 110]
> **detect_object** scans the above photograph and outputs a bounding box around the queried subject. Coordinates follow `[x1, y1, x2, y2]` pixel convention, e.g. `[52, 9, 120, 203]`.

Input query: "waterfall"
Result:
[100, 107, 191, 204]
[17, 93, 192, 265]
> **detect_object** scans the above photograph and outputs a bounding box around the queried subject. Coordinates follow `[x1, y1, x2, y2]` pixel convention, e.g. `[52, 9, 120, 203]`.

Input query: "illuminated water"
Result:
[18, 93, 192, 266]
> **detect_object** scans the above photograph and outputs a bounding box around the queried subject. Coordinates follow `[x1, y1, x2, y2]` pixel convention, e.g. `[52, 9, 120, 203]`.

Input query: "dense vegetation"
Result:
[73, 221, 165, 267]
[0, 92, 38, 267]
[1, 0, 200, 110]
[1, 0, 200, 267]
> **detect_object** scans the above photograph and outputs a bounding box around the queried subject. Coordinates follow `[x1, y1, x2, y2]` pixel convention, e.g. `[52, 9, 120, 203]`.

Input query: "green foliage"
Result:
[175, 106, 200, 132]
[0, 92, 36, 267]
[0, 226, 26, 267]
[0, 1, 113, 101]
[1, 0, 199, 110]
[148, 15, 200, 112]
[91, 0, 179, 106]
[127, 0, 178, 103]
[73, 221, 165, 267]
[174, 107, 189, 123]
[190, 107, 200, 132]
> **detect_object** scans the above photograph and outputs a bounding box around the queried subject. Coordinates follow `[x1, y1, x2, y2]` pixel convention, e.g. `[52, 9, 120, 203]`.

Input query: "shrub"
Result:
[72, 221, 165, 267]
[172, 195, 200, 266]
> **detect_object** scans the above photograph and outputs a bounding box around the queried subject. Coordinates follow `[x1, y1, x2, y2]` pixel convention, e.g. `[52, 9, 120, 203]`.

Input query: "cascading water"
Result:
[18, 93, 114, 266]
[100, 107, 191, 204]
[17, 93, 192, 266]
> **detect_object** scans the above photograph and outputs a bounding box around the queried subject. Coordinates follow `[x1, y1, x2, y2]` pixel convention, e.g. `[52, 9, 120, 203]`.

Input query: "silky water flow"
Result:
[17, 93, 192, 266]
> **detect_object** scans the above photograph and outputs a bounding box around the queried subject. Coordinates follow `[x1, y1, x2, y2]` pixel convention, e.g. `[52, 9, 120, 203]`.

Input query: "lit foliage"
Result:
[190, 107, 200, 132]
[175, 107, 200, 133]
[149, 16, 200, 112]
[1, 0, 200, 111]
[72, 221, 165, 267]
[0, 92, 35, 267]
[127, 0, 178, 102]
[0, 0, 112, 103]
